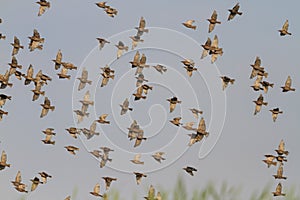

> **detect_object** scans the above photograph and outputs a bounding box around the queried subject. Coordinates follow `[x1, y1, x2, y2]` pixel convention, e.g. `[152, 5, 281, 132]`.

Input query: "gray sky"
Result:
[0, 0, 299, 199]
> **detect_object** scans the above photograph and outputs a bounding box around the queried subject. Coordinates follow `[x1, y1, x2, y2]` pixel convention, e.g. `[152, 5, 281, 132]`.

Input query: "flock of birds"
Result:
[0, 1, 296, 199]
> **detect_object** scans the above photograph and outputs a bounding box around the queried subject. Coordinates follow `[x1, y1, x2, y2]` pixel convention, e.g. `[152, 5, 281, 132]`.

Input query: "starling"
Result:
[281, 76, 295, 92]
[36, 0, 50, 16]
[269, 108, 283, 122]
[120, 98, 133, 115]
[167, 96, 181, 113]
[182, 20, 196, 30]
[207, 10, 221, 33]
[40, 97, 55, 118]
[11, 36, 24, 56]
[77, 68, 92, 91]
[278, 20, 291, 36]
[183, 166, 197, 176]
[227, 3, 242, 21]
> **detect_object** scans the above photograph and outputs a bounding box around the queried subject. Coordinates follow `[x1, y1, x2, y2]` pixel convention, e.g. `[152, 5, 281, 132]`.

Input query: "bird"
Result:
[115, 41, 128, 59]
[64, 146, 79, 155]
[142, 84, 153, 95]
[0, 70, 13, 89]
[22, 64, 35, 85]
[135, 53, 150, 75]
[120, 98, 133, 115]
[130, 35, 144, 50]
[170, 117, 183, 126]
[42, 128, 56, 135]
[276, 155, 287, 164]
[273, 163, 287, 180]
[0, 109, 8, 121]
[38, 172, 52, 184]
[227, 3, 242, 21]
[278, 20, 291, 36]
[127, 120, 143, 140]
[90, 183, 103, 197]
[52, 49, 62, 70]
[201, 37, 212, 59]
[263, 154, 277, 168]
[35, 70, 52, 85]
[260, 81, 274, 93]
[253, 94, 268, 115]
[187, 133, 204, 146]
[79, 90, 94, 113]
[11, 171, 24, 187]
[104, 6, 118, 18]
[133, 86, 147, 101]
[196, 117, 209, 136]
[0, 33, 5, 40]
[134, 132, 147, 148]
[207, 10, 221, 33]
[0, 150, 10, 170]
[61, 62, 78, 70]
[167, 96, 181, 113]
[36, 0, 50, 16]
[183, 65, 197, 77]
[90, 150, 102, 158]
[102, 177, 117, 190]
[0, 94, 12, 107]
[182, 20, 196, 30]
[250, 76, 264, 91]
[81, 121, 100, 139]
[100, 146, 114, 155]
[31, 83, 45, 101]
[96, 114, 110, 124]
[135, 16, 149, 36]
[130, 154, 144, 165]
[275, 140, 289, 156]
[96, 37, 110, 50]
[95, 2, 109, 9]
[250, 57, 267, 79]
[41, 134, 55, 145]
[269, 108, 283, 122]
[182, 122, 197, 131]
[181, 59, 195, 67]
[281, 76, 295, 92]
[57, 67, 71, 79]
[14, 183, 28, 193]
[183, 166, 197, 176]
[8, 56, 22, 76]
[134, 172, 147, 185]
[135, 73, 148, 87]
[209, 35, 223, 63]
[272, 183, 285, 196]
[130, 51, 140, 68]
[100, 65, 114, 87]
[220, 76, 235, 90]
[40, 97, 55, 118]
[77, 68, 92, 91]
[28, 29, 44, 51]
[152, 152, 166, 163]
[11, 36, 24, 56]
[30, 177, 43, 191]
[64, 196, 71, 200]
[152, 64, 167, 74]
[189, 108, 203, 119]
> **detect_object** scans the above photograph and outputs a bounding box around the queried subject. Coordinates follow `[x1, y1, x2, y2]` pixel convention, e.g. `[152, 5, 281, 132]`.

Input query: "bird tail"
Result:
[291, 88, 296, 91]
[41, 91, 45, 96]
[263, 102, 268, 106]
[230, 79, 235, 84]
[50, 106, 55, 111]
[51, 141, 55, 145]
[0, 36, 6, 40]
[37, 45, 43, 50]
[128, 108, 133, 111]
[7, 96, 12, 100]
[8, 83, 13, 87]
[87, 80, 92, 85]
[238, 12, 243, 15]
[269, 83, 274, 88]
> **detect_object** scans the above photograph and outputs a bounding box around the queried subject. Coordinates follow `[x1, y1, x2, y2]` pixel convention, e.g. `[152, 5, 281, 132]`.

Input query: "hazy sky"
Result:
[0, 0, 299, 199]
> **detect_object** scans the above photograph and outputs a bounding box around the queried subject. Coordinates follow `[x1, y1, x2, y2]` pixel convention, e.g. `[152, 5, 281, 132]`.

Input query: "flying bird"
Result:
[260, 81, 274, 93]
[275, 140, 289, 156]
[251, 76, 264, 91]
[41, 134, 55, 145]
[64, 145, 79, 155]
[90, 183, 103, 197]
[278, 20, 291, 36]
[183, 166, 197, 176]
[273, 163, 287, 180]
[152, 152, 166, 163]
[281, 76, 295, 92]
[272, 183, 285, 196]
[0, 109, 8, 121]
[130, 51, 140, 68]
[209, 35, 223, 63]
[38, 172, 52, 184]
[133, 86, 147, 101]
[11, 36, 24, 56]
[134, 172, 147, 185]
[201, 37, 212, 59]
[102, 177, 117, 190]
[11, 171, 24, 187]
[0, 150, 10, 170]
[77, 68, 92, 91]
[115, 41, 128, 59]
[95, 2, 108, 9]
[96, 37, 110, 50]
[81, 121, 99, 139]
[52, 49, 62, 70]
[135, 16, 149, 36]
[57, 67, 71, 79]
[196, 117, 209, 136]
[189, 108, 203, 119]
[182, 20, 196, 30]
[207, 10, 221, 33]
[134, 132, 147, 148]
[182, 122, 196, 131]
[170, 117, 183, 126]
[220, 76, 235, 90]
[96, 114, 110, 124]
[30, 177, 43, 191]
[227, 3, 242, 21]
[36, 0, 50, 16]
[152, 64, 167, 74]
[253, 94, 268, 115]
[79, 90, 94, 113]
[263, 154, 277, 168]
[130, 154, 144, 165]
[120, 98, 133, 115]
[40, 97, 55, 118]
[269, 108, 283, 122]
[167, 96, 181, 113]
[0, 94, 12, 107]
[28, 29, 44, 51]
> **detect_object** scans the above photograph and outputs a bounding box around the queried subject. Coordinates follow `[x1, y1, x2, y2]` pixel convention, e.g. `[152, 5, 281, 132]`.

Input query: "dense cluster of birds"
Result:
[263, 140, 289, 197]
[0, 1, 296, 199]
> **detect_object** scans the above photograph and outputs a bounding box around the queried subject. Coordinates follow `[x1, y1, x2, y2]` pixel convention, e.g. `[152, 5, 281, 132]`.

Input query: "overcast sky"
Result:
[0, 0, 299, 199]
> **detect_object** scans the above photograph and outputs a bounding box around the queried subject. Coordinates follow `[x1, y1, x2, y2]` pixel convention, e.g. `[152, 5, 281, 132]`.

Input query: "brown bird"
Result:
[187, 133, 204, 146]
[182, 122, 196, 131]
[0, 70, 13, 89]
[127, 120, 143, 140]
[184, 65, 197, 77]
[35, 70, 52, 85]
[81, 121, 100, 139]
[209, 35, 223, 63]
[135, 53, 150, 75]
[189, 108, 203, 119]
[96, 114, 110, 124]
[11, 36, 24, 56]
[170, 117, 183, 126]
[196, 117, 209, 137]
[120, 98, 133, 115]
[253, 94, 268, 115]
[250, 57, 267, 79]
[135, 16, 149, 36]
[152, 64, 167, 74]
[115, 41, 128, 59]
[135, 73, 148, 87]
[0, 109, 8, 121]
[52, 49, 62, 70]
[79, 90, 94, 113]
[66, 127, 81, 139]
[28, 29, 44, 51]
[102, 176, 117, 190]
[182, 20, 196, 30]
[281, 76, 295, 92]
[41, 134, 55, 145]
[104, 6, 118, 18]
[250, 76, 263, 91]
[142, 84, 153, 95]
[272, 182, 285, 196]
[95, 2, 109, 9]
[40, 97, 55, 118]
[278, 20, 291, 36]
[61, 62, 77, 70]
[220, 76, 235, 90]
[0, 151, 10, 170]
[131, 154, 144, 165]
[36, 0, 50, 16]
[8, 56, 22, 76]
[201, 37, 212, 59]
[227, 3, 242, 21]
[134, 132, 147, 148]
[42, 128, 56, 135]
[273, 163, 287, 180]
[96, 37, 110, 50]
[269, 108, 283, 122]
[38, 172, 52, 184]
[207, 10, 221, 33]
[74, 109, 89, 124]
[90, 150, 102, 158]
[0, 94, 12, 107]
[14, 183, 28, 193]
[30, 177, 43, 191]
[134, 172, 147, 185]
[183, 166, 197, 176]
[167, 96, 181, 113]
[133, 86, 147, 101]
[130, 51, 140, 68]
[11, 171, 24, 187]
[31, 83, 45, 101]
[22, 64, 35, 85]
[57, 67, 71, 79]
[275, 139, 289, 156]
[152, 152, 166, 163]
[90, 183, 103, 197]
[260, 81, 274, 93]
[100, 65, 114, 87]
[77, 68, 92, 91]
[64, 145, 79, 155]
[130, 35, 144, 50]
[263, 154, 277, 168]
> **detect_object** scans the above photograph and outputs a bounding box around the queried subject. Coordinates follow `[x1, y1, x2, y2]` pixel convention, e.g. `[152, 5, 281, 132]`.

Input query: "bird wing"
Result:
[38, 5, 47, 16]
[84, 90, 90, 101]
[139, 17, 146, 29]
[211, 10, 217, 20]
[45, 134, 52, 141]
[90, 121, 97, 132]
[82, 68, 88, 79]
[186, 19, 195, 25]
[282, 20, 289, 31]
[1, 151, 7, 163]
[40, 108, 49, 118]
[197, 117, 206, 133]
[27, 65, 34, 78]
[139, 54, 147, 65]
[279, 140, 285, 151]
[94, 183, 100, 194]
[211, 35, 219, 48]
[100, 114, 108, 120]
[285, 76, 292, 87]
[257, 94, 264, 102]
[15, 171, 22, 183]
